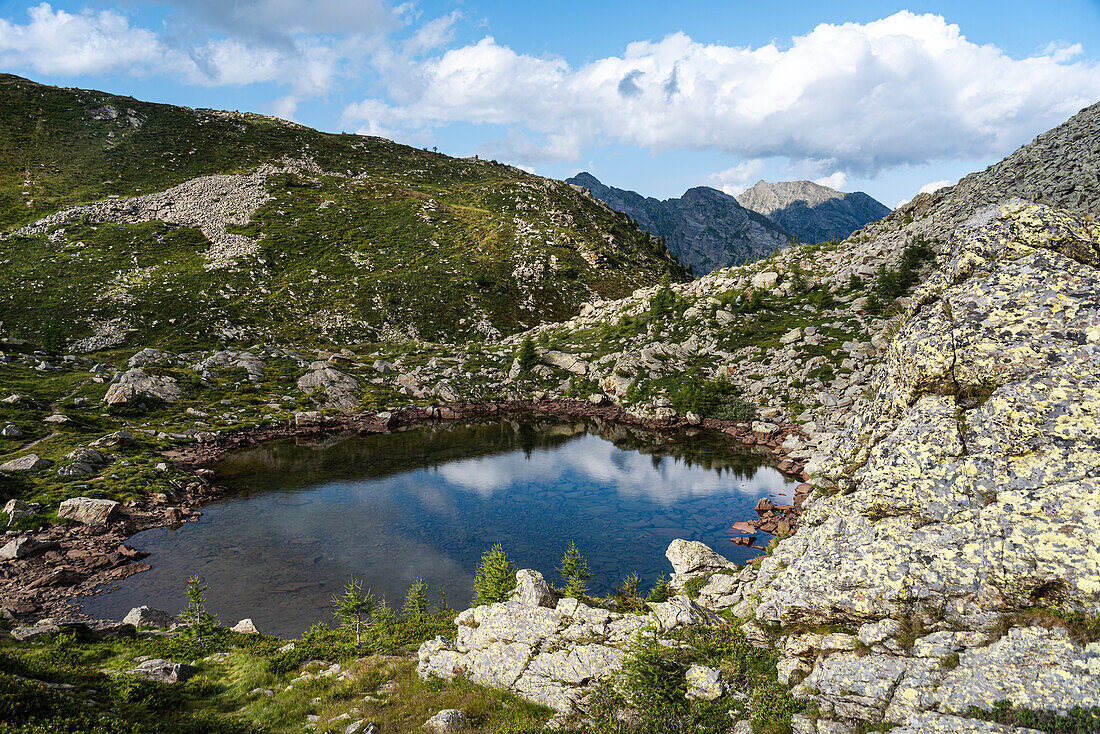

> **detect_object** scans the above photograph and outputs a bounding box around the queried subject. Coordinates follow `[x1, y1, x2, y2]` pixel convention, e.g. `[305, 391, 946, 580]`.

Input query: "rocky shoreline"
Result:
[1, 399, 811, 626]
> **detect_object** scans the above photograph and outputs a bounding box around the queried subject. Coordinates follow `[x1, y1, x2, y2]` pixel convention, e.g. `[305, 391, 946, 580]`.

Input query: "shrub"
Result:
[649, 274, 676, 318]
[621, 629, 687, 713]
[672, 374, 756, 422]
[515, 335, 538, 373]
[614, 572, 646, 613]
[473, 543, 517, 605]
[865, 236, 937, 315]
[646, 575, 671, 603]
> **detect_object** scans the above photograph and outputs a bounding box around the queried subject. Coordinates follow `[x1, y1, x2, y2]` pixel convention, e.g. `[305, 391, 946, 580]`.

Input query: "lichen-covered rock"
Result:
[511, 569, 558, 608]
[418, 574, 716, 715]
[298, 367, 360, 410]
[750, 202, 1100, 730]
[686, 664, 725, 700]
[892, 712, 1044, 733]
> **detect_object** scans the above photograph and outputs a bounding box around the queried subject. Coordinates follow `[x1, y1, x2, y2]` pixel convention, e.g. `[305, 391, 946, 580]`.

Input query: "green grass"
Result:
[0, 614, 552, 734]
[0, 74, 687, 349]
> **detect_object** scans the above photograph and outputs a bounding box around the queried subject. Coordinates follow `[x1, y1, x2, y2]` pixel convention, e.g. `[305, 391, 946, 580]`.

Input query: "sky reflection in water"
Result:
[81, 419, 796, 637]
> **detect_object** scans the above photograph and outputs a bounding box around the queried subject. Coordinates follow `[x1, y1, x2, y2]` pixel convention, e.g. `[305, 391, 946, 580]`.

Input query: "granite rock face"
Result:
[737, 180, 891, 245]
[743, 202, 1100, 731]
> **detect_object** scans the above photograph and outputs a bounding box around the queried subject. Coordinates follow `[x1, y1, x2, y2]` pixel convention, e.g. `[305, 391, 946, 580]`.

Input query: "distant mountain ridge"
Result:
[736, 179, 892, 244]
[566, 172, 788, 275]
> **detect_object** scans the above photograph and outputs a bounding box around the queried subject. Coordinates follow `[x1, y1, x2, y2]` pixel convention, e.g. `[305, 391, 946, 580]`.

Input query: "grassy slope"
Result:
[0, 74, 686, 348]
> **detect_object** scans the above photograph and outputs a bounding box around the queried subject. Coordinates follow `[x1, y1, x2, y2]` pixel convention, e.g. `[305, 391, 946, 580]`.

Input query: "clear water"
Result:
[80, 418, 796, 637]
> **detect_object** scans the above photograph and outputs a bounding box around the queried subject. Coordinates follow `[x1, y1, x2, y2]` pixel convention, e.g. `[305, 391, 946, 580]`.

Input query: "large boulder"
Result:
[419, 591, 716, 715]
[665, 539, 738, 594]
[746, 203, 1100, 730]
[58, 497, 120, 525]
[297, 367, 360, 410]
[104, 368, 181, 407]
[89, 430, 136, 448]
[126, 659, 195, 683]
[424, 709, 467, 733]
[123, 606, 177, 629]
[510, 569, 558, 609]
[3, 499, 40, 525]
[0, 454, 50, 472]
[0, 537, 57, 561]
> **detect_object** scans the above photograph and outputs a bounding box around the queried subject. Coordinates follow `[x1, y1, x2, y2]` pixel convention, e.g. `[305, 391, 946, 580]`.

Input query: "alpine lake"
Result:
[81, 418, 797, 637]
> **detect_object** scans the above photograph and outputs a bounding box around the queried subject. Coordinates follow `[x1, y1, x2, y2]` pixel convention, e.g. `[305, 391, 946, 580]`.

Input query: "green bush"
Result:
[649, 274, 676, 318]
[621, 629, 687, 713]
[966, 701, 1100, 734]
[672, 374, 756, 422]
[516, 335, 538, 373]
[865, 236, 937, 315]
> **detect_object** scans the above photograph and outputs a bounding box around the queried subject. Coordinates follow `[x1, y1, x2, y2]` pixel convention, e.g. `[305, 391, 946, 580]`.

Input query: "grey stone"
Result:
[57, 497, 119, 524]
[424, 709, 467, 732]
[231, 618, 260, 634]
[89, 429, 136, 448]
[126, 658, 195, 683]
[0, 454, 50, 472]
[0, 536, 57, 561]
[123, 606, 177, 629]
[511, 569, 558, 608]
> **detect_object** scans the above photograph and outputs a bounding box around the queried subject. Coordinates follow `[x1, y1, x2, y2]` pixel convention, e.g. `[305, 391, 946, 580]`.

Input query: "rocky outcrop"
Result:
[419, 568, 717, 718]
[739, 202, 1100, 731]
[104, 368, 182, 407]
[567, 172, 789, 274]
[297, 365, 361, 411]
[737, 180, 891, 245]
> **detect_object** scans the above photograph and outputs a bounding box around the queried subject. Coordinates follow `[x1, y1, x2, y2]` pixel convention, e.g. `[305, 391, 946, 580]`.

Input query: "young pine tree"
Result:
[649, 273, 675, 318]
[557, 541, 592, 598]
[473, 543, 517, 605]
[516, 334, 538, 373]
[332, 578, 376, 644]
[402, 578, 429, 620]
[180, 575, 218, 652]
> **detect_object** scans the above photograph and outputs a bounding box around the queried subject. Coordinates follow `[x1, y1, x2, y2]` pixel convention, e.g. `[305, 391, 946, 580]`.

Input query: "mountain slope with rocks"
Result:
[566, 172, 790, 274]
[737, 179, 892, 244]
[2, 75, 1100, 734]
[0, 74, 686, 349]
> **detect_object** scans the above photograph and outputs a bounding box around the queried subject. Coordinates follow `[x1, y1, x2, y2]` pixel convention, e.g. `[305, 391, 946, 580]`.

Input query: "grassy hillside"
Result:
[0, 74, 686, 348]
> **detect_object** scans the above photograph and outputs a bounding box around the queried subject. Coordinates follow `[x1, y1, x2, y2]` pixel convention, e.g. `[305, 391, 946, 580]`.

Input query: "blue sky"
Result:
[2, 0, 1100, 206]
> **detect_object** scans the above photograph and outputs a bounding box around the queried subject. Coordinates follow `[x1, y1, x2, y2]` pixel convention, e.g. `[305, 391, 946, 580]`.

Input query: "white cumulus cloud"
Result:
[343, 11, 1100, 175]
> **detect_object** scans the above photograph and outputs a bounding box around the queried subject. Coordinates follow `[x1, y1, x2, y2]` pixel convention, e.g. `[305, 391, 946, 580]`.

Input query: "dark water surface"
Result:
[81, 419, 796, 637]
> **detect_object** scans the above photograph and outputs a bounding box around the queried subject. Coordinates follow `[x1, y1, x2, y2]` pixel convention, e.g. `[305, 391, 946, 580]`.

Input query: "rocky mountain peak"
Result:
[737, 179, 892, 244]
[566, 173, 789, 275]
